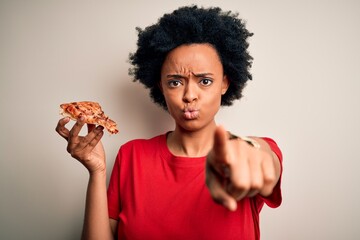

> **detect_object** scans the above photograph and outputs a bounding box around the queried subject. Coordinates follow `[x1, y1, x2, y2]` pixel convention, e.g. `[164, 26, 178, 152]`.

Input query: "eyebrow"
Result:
[166, 73, 213, 78]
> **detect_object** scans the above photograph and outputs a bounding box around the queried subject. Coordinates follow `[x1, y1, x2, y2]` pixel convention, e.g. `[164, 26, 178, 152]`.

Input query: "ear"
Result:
[221, 75, 230, 95]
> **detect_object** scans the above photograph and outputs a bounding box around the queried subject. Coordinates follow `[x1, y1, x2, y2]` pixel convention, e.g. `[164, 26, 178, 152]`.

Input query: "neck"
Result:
[167, 122, 217, 157]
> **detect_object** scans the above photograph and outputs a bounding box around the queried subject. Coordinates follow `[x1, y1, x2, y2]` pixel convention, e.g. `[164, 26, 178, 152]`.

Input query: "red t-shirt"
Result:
[107, 133, 283, 240]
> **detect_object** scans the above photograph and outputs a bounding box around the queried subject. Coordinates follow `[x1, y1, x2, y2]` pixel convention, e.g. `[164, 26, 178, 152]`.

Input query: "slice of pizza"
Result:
[60, 101, 119, 134]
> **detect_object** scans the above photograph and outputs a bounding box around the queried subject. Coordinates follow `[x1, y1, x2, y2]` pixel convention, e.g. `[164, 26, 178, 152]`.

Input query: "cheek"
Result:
[163, 91, 181, 110]
[209, 87, 223, 103]
[203, 92, 222, 112]
[163, 90, 176, 102]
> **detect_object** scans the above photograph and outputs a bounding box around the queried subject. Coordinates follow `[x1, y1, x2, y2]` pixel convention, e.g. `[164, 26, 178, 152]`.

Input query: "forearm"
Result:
[81, 171, 114, 240]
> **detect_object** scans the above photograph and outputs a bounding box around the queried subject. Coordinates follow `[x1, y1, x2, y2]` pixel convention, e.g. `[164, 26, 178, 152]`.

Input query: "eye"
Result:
[199, 78, 213, 86]
[168, 80, 182, 88]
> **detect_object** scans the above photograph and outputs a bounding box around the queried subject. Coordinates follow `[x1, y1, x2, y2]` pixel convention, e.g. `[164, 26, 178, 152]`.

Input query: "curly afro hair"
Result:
[129, 5, 253, 110]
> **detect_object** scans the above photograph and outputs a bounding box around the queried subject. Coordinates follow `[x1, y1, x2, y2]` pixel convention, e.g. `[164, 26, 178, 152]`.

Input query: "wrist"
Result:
[88, 168, 107, 179]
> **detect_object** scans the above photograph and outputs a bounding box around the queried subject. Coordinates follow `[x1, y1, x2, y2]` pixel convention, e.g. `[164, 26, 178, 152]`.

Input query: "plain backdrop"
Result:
[1, 0, 359, 239]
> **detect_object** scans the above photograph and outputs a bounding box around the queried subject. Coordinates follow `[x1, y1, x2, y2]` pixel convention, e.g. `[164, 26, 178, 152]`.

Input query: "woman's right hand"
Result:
[55, 116, 106, 174]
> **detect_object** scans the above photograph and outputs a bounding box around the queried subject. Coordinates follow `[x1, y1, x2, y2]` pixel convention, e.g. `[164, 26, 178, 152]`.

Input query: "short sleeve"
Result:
[107, 149, 121, 220]
[259, 137, 283, 208]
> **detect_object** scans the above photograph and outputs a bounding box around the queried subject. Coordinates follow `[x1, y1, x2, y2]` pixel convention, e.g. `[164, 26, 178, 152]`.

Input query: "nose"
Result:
[182, 81, 198, 103]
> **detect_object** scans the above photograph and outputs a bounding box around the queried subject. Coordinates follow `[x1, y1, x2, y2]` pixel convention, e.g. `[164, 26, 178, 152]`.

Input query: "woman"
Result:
[56, 5, 282, 240]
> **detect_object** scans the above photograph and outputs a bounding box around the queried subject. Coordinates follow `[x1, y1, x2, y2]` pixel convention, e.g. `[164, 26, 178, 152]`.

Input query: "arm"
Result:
[206, 126, 281, 211]
[56, 117, 115, 239]
[82, 171, 114, 240]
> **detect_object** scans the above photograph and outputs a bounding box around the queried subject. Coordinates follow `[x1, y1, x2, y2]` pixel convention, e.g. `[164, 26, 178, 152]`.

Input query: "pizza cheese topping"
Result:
[60, 101, 119, 134]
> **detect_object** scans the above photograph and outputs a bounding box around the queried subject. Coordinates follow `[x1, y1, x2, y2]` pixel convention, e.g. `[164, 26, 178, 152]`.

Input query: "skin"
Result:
[160, 44, 229, 157]
[55, 43, 281, 239]
[56, 118, 116, 239]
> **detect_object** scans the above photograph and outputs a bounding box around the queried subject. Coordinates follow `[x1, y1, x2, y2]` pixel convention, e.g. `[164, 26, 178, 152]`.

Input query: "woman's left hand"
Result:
[206, 126, 280, 211]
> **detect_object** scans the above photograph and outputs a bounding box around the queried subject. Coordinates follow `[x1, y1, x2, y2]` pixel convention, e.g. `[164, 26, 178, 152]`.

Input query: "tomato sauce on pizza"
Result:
[60, 101, 119, 134]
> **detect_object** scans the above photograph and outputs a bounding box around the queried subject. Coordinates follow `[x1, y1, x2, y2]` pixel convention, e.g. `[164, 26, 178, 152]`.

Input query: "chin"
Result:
[178, 120, 212, 133]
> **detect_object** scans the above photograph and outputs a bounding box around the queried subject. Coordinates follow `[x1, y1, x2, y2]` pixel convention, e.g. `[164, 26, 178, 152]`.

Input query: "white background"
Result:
[1, 0, 359, 239]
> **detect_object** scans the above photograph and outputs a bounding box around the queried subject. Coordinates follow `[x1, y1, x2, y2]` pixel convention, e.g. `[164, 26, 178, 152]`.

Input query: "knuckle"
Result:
[261, 186, 274, 197]
[80, 138, 88, 145]
[232, 180, 251, 192]
[264, 173, 276, 184]
[225, 155, 236, 166]
[252, 155, 262, 164]
[227, 184, 245, 200]
[68, 130, 74, 138]
[261, 151, 273, 164]
[76, 120, 84, 127]
[250, 181, 263, 191]
[66, 145, 72, 154]
[70, 150, 82, 160]
[55, 125, 64, 134]
[263, 152, 273, 163]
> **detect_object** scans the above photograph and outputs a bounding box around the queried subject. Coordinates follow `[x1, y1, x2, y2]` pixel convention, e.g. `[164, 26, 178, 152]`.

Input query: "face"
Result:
[160, 44, 229, 132]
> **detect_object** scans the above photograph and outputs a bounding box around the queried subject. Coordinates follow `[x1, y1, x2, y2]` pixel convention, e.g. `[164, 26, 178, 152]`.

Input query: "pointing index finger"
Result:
[212, 125, 229, 162]
[207, 126, 232, 177]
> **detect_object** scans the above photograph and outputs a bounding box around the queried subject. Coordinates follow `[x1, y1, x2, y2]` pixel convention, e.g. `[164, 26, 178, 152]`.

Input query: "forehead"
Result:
[161, 44, 223, 74]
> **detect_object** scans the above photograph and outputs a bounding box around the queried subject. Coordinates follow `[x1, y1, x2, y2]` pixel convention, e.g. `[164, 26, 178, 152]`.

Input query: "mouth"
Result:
[183, 108, 199, 120]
